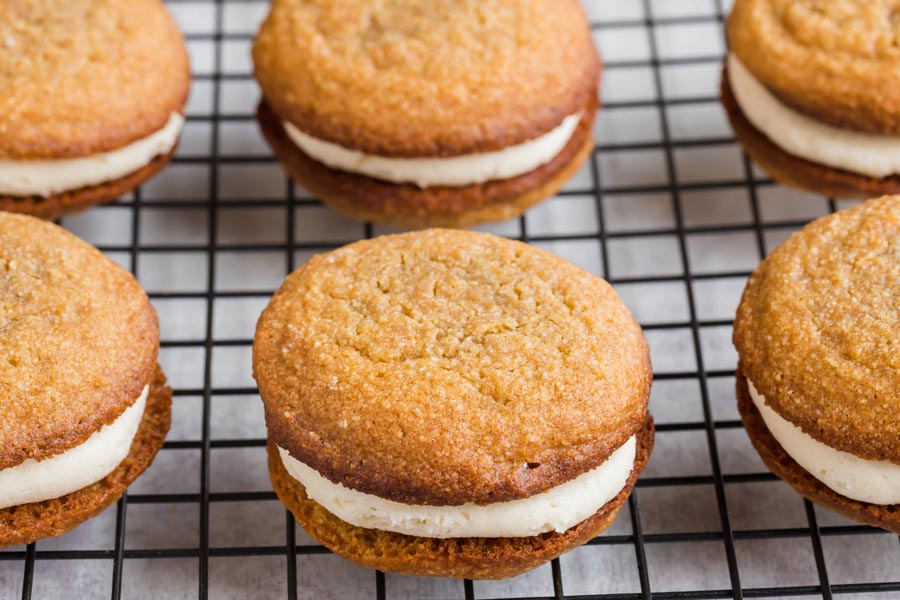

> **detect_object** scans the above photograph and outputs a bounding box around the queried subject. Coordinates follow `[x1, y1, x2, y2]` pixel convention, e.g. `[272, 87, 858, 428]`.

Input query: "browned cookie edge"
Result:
[0, 366, 172, 548]
[257, 98, 597, 228]
[268, 416, 653, 580]
[737, 369, 900, 534]
[720, 66, 900, 199]
[0, 147, 177, 220]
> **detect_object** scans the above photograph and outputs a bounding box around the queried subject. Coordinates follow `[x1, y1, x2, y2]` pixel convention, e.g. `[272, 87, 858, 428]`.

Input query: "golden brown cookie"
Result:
[0, 212, 160, 469]
[728, 0, 900, 136]
[253, 0, 599, 156]
[254, 229, 653, 578]
[723, 0, 900, 197]
[0, 212, 168, 546]
[0, 0, 190, 216]
[0, 0, 189, 159]
[720, 72, 900, 199]
[734, 196, 900, 462]
[252, 0, 600, 227]
[0, 367, 172, 548]
[255, 229, 651, 505]
[268, 417, 654, 579]
[733, 196, 900, 530]
[736, 372, 900, 534]
[257, 100, 596, 228]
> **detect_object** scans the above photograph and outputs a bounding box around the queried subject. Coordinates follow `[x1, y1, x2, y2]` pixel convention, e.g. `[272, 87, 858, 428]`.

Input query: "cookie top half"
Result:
[728, 0, 900, 135]
[0, 0, 190, 159]
[734, 196, 900, 462]
[0, 213, 159, 470]
[252, 0, 600, 157]
[254, 229, 651, 506]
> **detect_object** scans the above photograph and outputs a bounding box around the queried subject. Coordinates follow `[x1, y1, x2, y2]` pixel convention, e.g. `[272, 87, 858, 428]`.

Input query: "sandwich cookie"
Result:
[734, 196, 900, 532]
[0, 213, 171, 548]
[254, 229, 653, 579]
[0, 0, 190, 219]
[723, 0, 900, 198]
[253, 0, 600, 228]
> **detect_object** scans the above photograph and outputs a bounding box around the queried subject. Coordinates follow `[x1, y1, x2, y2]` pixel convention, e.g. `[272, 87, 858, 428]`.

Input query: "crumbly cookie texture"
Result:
[720, 71, 900, 198]
[0, 148, 176, 219]
[0, 0, 190, 159]
[254, 229, 651, 506]
[0, 213, 159, 470]
[0, 367, 171, 548]
[728, 0, 900, 135]
[253, 0, 600, 156]
[734, 196, 900, 462]
[737, 372, 900, 533]
[256, 99, 596, 228]
[267, 418, 654, 579]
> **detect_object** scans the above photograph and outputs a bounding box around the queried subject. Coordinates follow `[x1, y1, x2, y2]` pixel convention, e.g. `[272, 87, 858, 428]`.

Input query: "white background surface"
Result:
[1, 1, 896, 599]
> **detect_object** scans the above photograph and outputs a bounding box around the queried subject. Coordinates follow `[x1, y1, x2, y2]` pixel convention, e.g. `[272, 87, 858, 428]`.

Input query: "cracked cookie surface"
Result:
[253, 229, 651, 506]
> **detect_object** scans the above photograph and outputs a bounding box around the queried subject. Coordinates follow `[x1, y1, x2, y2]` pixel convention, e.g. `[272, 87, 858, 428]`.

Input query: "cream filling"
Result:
[278, 435, 636, 539]
[0, 112, 184, 196]
[748, 380, 900, 505]
[282, 113, 582, 188]
[0, 386, 149, 510]
[728, 53, 900, 178]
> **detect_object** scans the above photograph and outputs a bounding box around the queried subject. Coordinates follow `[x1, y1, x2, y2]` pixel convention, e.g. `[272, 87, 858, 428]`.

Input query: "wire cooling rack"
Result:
[2, 0, 900, 598]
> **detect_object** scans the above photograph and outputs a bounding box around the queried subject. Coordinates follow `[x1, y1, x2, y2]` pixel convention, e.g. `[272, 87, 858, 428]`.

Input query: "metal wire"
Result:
[3, 1, 900, 599]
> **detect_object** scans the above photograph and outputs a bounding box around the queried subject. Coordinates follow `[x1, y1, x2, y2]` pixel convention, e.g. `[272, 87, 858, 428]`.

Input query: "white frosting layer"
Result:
[748, 380, 900, 505]
[728, 54, 900, 178]
[282, 113, 582, 188]
[0, 386, 149, 509]
[0, 113, 184, 196]
[278, 435, 636, 539]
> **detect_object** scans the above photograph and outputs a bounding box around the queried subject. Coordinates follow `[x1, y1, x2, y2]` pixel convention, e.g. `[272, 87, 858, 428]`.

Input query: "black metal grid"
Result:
[2, 1, 900, 598]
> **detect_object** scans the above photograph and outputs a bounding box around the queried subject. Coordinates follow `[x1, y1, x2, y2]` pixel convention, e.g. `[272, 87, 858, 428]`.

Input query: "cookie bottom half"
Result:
[0, 148, 177, 220]
[257, 99, 597, 229]
[736, 370, 900, 533]
[0, 366, 172, 548]
[268, 416, 653, 580]
[721, 69, 900, 200]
